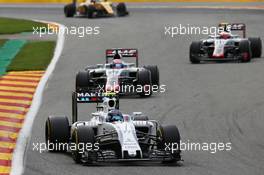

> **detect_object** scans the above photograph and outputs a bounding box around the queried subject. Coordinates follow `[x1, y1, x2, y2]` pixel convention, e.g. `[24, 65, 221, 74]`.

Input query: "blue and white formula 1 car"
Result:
[190, 23, 262, 63]
[45, 92, 181, 164]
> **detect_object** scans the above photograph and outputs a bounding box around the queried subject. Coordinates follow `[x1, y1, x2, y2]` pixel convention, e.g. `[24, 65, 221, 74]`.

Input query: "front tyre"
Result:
[190, 41, 202, 64]
[157, 125, 181, 163]
[45, 116, 70, 152]
[71, 126, 96, 164]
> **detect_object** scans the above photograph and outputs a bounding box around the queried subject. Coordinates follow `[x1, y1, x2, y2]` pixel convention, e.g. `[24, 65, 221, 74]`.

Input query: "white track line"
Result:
[10, 21, 65, 175]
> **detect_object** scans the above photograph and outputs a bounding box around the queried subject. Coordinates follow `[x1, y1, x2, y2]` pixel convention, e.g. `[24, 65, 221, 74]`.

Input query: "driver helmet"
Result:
[106, 110, 124, 122]
[219, 32, 231, 39]
[111, 59, 124, 69]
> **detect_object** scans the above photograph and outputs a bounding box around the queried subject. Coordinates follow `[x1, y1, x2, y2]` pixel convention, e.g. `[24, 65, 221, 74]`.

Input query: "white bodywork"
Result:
[105, 69, 122, 92]
[104, 122, 141, 157]
[204, 34, 245, 58]
[213, 39, 228, 57]
[88, 63, 140, 92]
[70, 99, 156, 158]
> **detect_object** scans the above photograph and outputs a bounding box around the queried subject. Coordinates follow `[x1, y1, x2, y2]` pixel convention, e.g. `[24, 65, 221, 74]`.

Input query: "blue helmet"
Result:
[106, 110, 124, 122]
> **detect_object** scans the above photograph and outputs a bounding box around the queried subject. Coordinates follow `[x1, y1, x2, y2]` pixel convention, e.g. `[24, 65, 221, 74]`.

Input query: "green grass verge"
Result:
[7, 41, 56, 71]
[0, 39, 7, 47]
[0, 17, 47, 35]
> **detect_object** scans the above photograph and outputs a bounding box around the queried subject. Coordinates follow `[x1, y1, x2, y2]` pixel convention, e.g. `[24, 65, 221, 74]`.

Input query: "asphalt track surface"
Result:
[1, 4, 264, 175]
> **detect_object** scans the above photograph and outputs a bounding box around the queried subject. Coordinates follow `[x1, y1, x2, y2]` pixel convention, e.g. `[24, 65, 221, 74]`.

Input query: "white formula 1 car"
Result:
[190, 23, 262, 63]
[45, 92, 181, 164]
[76, 48, 159, 97]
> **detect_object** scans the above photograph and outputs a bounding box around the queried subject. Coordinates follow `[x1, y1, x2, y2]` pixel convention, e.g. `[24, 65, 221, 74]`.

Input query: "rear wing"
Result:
[72, 91, 119, 123]
[105, 48, 138, 67]
[218, 23, 246, 38]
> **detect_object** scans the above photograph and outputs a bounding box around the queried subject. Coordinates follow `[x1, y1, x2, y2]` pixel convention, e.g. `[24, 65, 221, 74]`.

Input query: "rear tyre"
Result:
[137, 70, 152, 97]
[64, 3, 76, 17]
[239, 40, 252, 62]
[71, 126, 95, 164]
[76, 71, 90, 92]
[190, 41, 202, 64]
[157, 125, 181, 163]
[45, 116, 70, 152]
[249, 37, 262, 58]
[116, 3, 129, 17]
[144, 65, 159, 86]
[87, 5, 96, 18]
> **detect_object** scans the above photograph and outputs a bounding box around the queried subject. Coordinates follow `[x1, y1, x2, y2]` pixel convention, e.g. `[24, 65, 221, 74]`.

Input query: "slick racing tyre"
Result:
[190, 41, 202, 64]
[76, 71, 90, 92]
[87, 5, 96, 18]
[144, 65, 160, 86]
[239, 40, 252, 62]
[71, 126, 96, 164]
[137, 69, 152, 97]
[64, 3, 76, 17]
[45, 116, 70, 152]
[157, 125, 181, 163]
[116, 3, 129, 17]
[249, 37, 262, 58]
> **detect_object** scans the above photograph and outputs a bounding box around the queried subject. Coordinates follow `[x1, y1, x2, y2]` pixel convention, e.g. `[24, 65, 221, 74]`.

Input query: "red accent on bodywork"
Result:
[242, 52, 249, 61]
[211, 54, 225, 58]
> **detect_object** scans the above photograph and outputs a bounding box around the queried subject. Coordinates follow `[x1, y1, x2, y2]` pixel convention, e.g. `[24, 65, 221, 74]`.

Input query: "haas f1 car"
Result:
[190, 23, 262, 63]
[64, 0, 129, 18]
[76, 48, 159, 97]
[45, 92, 181, 164]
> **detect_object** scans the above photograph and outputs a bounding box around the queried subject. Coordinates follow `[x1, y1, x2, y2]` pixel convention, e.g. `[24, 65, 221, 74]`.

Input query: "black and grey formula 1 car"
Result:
[190, 23, 262, 63]
[45, 92, 181, 164]
[76, 48, 160, 97]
